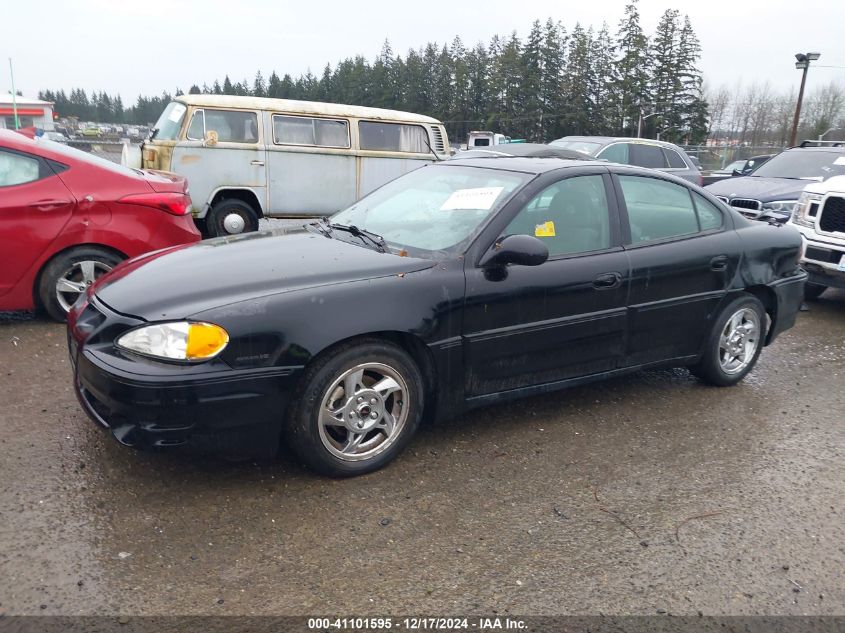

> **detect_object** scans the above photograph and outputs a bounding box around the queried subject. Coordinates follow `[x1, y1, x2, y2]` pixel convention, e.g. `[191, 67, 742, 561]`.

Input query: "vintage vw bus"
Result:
[123, 95, 450, 236]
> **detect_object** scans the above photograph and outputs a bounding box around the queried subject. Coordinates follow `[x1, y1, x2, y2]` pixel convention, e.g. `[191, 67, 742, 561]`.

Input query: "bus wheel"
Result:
[207, 199, 259, 237]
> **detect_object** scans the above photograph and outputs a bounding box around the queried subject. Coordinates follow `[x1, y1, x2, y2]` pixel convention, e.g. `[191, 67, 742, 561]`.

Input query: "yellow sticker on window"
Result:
[534, 221, 556, 237]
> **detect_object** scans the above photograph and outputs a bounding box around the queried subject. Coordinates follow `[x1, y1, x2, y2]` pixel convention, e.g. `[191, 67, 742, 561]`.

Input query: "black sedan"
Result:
[68, 158, 807, 476]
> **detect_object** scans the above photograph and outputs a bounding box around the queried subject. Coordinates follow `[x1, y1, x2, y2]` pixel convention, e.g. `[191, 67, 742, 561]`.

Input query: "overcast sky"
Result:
[2, 0, 843, 102]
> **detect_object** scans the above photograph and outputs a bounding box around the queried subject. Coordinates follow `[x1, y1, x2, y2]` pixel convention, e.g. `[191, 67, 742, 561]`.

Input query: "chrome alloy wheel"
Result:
[318, 362, 409, 461]
[55, 260, 113, 312]
[718, 307, 761, 375]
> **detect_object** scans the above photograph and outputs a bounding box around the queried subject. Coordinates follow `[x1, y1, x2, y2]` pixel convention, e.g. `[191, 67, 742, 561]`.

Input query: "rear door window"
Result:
[359, 121, 429, 153]
[619, 175, 699, 243]
[630, 144, 669, 169]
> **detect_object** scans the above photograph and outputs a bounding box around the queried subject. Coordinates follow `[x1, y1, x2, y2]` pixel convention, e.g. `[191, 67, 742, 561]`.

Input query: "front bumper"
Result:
[792, 225, 845, 289]
[68, 297, 300, 458]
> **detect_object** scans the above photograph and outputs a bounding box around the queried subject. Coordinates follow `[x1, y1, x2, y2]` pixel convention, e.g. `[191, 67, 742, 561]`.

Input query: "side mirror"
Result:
[479, 234, 549, 268]
[204, 130, 218, 147]
[731, 169, 743, 177]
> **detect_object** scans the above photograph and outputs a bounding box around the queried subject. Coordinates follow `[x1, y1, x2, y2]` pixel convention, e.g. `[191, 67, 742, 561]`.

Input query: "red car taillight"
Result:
[118, 192, 191, 216]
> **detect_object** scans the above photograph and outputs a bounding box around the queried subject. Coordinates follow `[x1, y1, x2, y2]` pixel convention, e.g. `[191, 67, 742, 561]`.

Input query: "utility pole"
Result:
[9, 57, 19, 129]
[789, 52, 821, 147]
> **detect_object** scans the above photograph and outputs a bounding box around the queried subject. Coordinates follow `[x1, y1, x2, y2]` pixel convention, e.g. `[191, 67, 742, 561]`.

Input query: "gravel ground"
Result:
[0, 291, 843, 617]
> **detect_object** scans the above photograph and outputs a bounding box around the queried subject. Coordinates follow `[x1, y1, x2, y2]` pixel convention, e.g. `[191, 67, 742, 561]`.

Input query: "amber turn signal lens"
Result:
[186, 323, 229, 359]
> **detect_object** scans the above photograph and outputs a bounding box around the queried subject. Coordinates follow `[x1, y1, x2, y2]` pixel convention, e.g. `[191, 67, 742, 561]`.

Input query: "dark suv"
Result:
[705, 143, 845, 223]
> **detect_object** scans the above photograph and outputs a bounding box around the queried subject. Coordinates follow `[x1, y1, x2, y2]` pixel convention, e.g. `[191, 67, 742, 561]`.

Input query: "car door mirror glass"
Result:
[479, 234, 549, 268]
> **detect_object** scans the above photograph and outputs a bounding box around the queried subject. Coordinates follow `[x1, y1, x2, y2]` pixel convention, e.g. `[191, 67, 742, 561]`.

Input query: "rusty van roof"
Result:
[175, 94, 442, 125]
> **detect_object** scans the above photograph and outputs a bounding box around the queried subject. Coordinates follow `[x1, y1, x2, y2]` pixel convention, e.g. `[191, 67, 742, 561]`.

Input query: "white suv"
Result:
[788, 175, 845, 299]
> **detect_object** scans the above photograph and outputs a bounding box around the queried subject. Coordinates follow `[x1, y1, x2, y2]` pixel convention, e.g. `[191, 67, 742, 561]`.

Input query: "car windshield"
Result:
[151, 102, 187, 140]
[724, 160, 746, 171]
[331, 164, 531, 255]
[550, 140, 602, 155]
[751, 150, 845, 180]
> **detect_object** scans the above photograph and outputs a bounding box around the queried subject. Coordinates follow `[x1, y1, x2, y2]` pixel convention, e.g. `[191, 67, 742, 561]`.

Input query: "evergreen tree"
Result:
[540, 19, 566, 140]
[614, 0, 651, 135]
[649, 8, 682, 139]
[267, 72, 282, 98]
[522, 20, 544, 140]
[253, 71, 267, 97]
[562, 24, 594, 135]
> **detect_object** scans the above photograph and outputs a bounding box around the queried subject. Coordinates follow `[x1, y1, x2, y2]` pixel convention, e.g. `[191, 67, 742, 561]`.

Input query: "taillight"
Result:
[118, 192, 190, 215]
[698, 175, 704, 187]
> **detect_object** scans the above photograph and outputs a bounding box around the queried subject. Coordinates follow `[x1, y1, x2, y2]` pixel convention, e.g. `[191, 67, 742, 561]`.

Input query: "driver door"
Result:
[462, 170, 630, 398]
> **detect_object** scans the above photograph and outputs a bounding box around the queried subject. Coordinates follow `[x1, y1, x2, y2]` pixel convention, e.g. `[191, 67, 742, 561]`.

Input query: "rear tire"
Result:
[690, 294, 766, 387]
[38, 247, 123, 322]
[804, 283, 827, 300]
[206, 199, 259, 237]
[285, 339, 424, 477]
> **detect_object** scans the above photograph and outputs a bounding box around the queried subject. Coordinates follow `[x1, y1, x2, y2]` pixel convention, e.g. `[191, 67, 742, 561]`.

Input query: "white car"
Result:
[788, 175, 845, 299]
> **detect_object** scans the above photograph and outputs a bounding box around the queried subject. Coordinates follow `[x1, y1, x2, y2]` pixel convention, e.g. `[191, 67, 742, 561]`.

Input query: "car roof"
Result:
[554, 135, 687, 150]
[785, 145, 845, 152]
[456, 143, 594, 160]
[442, 156, 610, 174]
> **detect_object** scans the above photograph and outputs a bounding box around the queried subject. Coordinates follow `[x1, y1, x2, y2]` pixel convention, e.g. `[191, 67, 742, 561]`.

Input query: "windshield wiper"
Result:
[329, 223, 386, 252]
[307, 216, 333, 238]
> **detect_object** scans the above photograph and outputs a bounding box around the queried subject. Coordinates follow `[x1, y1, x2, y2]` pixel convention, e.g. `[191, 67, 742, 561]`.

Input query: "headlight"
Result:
[116, 322, 229, 362]
[761, 200, 798, 214]
[791, 192, 822, 227]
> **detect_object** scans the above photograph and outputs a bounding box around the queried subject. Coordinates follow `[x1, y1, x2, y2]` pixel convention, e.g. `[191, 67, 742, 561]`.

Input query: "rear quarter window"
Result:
[664, 148, 688, 169]
[359, 121, 429, 153]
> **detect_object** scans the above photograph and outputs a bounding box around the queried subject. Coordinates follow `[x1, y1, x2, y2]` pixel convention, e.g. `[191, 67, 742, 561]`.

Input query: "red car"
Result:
[0, 129, 200, 320]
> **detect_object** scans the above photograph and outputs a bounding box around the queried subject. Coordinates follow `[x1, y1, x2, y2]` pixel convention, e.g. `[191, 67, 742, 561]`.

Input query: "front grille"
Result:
[729, 198, 762, 211]
[429, 125, 446, 154]
[805, 246, 843, 263]
[819, 196, 845, 234]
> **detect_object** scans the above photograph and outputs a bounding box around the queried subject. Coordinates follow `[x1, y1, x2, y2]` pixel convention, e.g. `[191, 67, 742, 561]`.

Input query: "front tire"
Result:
[804, 283, 827, 300]
[285, 339, 424, 477]
[206, 199, 259, 237]
[38, 247, 123, 322]
[690, 294, 766, 387]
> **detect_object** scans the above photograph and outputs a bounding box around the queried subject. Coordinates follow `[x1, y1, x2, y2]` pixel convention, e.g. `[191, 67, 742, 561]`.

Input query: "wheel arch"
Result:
[303, 330, 439, 420]
[208, 188, 264, 218]
[33, 243, 127, 311]
[741, 285, 778, 345]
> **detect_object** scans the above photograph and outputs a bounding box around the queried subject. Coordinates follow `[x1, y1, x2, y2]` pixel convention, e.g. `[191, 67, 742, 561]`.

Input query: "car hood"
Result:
[95, 228, 435, 320]
[704, 176, 808, 201]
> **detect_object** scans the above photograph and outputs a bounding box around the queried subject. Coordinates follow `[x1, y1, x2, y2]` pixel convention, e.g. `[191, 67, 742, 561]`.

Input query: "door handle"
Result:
[593, 272, 622, 289]
[710, 256, 728, 272]
[250, 160, 265, 166]
[30, 200, 67, 211]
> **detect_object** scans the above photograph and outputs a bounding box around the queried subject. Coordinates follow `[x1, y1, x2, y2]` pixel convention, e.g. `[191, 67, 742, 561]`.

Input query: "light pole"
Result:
[8, 58, 19, 130]
[637, 110, 660, 138]
[789, 52, 821, 147]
